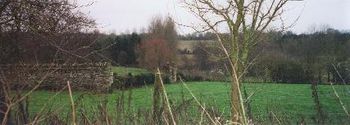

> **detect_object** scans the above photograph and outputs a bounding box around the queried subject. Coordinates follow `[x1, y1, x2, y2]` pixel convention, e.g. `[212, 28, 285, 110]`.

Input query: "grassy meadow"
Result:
[26, 82, 350, 124]
[111, 66, 151, 76]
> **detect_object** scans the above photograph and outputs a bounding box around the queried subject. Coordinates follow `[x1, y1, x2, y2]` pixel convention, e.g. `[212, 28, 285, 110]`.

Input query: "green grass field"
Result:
[111, 66, 150, 76]
[27, 82, 350, 124]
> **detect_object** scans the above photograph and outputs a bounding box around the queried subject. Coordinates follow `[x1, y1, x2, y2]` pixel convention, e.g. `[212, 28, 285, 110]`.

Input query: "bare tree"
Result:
[0, 0, 97, 63]
[0, 0, 97, 124]
[183, 0, 297, 124]
[148, 16, 178, 46]
[139, 16, 178, 71]
[138, 38, 174, 70]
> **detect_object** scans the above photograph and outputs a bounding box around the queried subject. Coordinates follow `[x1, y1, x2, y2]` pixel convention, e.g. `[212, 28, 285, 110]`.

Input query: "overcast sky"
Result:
[79, 0, 350, 34]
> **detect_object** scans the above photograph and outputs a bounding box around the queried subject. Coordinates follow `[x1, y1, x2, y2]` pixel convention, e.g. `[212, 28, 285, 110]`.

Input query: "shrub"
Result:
[178, 72, 204, 81]
[112, 73, 156, 89]
[270, 60, 311, 83]
[177, 70, 227, 82]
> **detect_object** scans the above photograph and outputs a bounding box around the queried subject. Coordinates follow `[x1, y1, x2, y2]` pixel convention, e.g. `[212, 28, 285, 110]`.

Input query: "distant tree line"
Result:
[2, 7, 349, 85]
[179, 32, 216, 40]
[188, 29, 350, 84]
[248, 29, 350, 84]
[94, 33, 141, 66]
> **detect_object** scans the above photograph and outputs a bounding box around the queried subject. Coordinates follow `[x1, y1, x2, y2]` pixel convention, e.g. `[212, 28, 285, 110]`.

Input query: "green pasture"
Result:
[26, 82, 350, 123]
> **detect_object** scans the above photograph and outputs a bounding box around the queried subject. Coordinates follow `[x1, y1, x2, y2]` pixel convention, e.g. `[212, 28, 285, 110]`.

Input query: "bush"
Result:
[178, 72, 204, 81]
[178, 70, 227, 82]
[134, 73, 155, 87]
[112, 73, 156, 89]
[270, 60, 311, 83]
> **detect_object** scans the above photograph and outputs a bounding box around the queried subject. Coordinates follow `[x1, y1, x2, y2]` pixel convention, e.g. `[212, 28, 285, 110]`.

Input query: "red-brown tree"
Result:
[137, 38, 174, 70]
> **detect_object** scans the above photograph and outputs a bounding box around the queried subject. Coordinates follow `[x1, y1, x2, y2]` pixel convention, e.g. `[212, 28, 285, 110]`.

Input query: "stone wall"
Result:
[0, 63, 113, 92]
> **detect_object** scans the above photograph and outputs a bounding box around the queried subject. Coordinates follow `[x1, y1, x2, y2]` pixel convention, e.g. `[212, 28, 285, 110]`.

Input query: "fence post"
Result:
[152, 68, 176, 125]
[153, 69, 162, 124]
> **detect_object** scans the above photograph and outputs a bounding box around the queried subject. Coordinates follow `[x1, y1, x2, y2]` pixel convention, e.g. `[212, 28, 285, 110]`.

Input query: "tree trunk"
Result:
[231, 79, 242, 124]
[230, 63, 246, 124]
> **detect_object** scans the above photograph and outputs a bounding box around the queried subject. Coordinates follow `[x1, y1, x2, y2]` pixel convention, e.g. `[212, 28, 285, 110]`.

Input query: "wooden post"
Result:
[152, 69, 162, 124]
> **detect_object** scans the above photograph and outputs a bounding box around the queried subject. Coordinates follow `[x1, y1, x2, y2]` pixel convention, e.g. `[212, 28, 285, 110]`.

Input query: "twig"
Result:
[67, 81, 77, 125]
[179, 77, 218, 125]
[30, 85, 68, 125]
[199, 104, 205, 125]
[330, 82, 350, 118]
[270, 111, 281, 125]
[157, 68, 177, 125]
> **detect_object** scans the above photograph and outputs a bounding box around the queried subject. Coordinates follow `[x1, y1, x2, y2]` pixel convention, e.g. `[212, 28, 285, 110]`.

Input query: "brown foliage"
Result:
[138, 16, 178, 70]
[138, 38, 174, 70]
